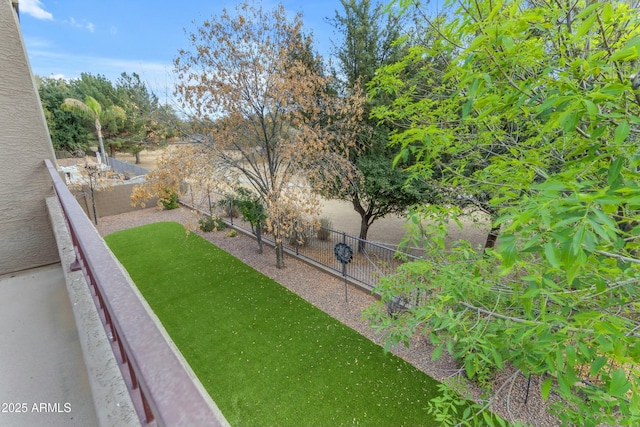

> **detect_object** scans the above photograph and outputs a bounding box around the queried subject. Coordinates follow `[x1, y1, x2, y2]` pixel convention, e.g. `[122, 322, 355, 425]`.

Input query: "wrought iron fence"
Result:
[183, 185, 422, 291]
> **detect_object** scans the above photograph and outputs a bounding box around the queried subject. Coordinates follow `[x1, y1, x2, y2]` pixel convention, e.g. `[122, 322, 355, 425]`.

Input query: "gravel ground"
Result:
[97, 206, 559, 427]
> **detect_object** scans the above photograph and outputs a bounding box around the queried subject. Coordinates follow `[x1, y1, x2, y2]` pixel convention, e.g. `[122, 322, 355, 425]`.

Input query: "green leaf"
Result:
[497, 233, 518, 270]
[541, 377, 552, 400]
[607, 157, 624, 187]
[583, 99, 598, 119]
[432, 345, 443, 361]
[565, 344, 576, 366]
[602, 2, 612, 20]
[464, 355, 475, 378]
[501, 35, 515, 52]
[610, 46, 638, 62]
[572, 224, 585, 255]
[575, 2, 602, 19]
[608, 369, 631, 396]
[614, 121, 630, 143]
[576, 13, 597, 38]
[492, 348, 504, 369]
[482, 411, 492, 426]
[544, 242, 561, 268]
[557, 374, 572, 396]
[590, 356, 608, 377]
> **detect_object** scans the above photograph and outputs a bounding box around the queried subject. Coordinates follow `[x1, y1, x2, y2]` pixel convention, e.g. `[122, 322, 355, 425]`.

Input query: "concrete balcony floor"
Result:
[0, 264, 98, 427]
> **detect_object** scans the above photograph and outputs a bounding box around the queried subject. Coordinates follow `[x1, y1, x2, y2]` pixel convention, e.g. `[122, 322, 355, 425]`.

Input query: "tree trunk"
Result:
[135, 151, 141, 164]
[95, 119, 108, 166]
[484, 225, 500, 250]
[256, 222, 263, 254]
[353, 196, 374, 253]
[275, 242, 285, 268]
[358, 217, 371, 253]
[275, 221, 285, 268]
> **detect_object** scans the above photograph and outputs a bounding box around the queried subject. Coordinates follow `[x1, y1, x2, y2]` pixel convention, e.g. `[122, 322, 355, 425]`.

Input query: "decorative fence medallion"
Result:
[334, 242, 353, 264]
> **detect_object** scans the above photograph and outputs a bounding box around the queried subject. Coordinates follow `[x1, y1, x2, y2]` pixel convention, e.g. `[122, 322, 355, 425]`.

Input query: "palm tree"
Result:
[61, 96, 125, 165]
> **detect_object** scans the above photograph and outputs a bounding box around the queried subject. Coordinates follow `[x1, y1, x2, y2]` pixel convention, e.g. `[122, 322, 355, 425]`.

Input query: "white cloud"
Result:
[27, 49, 176, 94]
[20, 0, 53, 20]
[63, 17, 95, 32]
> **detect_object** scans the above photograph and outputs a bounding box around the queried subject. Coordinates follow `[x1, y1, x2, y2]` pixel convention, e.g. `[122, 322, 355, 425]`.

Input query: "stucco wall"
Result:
[75, 183, 159, 224]
[0, 1, 59, 275]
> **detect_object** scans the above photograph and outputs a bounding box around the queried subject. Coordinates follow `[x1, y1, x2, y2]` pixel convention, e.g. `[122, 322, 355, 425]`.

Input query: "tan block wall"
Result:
[75, 183, 159, 223]
[0, 1, 59, 275]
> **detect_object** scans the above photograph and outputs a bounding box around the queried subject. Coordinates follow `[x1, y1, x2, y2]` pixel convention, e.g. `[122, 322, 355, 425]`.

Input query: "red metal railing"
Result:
[45, 159, 225, 427]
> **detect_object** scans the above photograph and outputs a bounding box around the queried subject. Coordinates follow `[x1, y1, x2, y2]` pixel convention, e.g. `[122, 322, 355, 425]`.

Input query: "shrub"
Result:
[317, 217, 332, 241]
[199, 215, 226, 232]
[160, 190, 179, 210]
[218, 193, 239, 218]
[285, 218, 311, 247]
[227, 229, 238, 238]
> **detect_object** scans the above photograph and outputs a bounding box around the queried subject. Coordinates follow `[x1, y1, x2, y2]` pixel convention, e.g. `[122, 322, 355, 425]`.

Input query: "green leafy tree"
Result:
[114, 72, 176, 163]
[70, 73, 119, 113]
[233, 187, 268, 253]
[69, 73, 131, 158]
[367, 1, 640, 426]
[315, 0, 424, 249]
[61, 95, 125, 165]
[36, 76, 90, 153]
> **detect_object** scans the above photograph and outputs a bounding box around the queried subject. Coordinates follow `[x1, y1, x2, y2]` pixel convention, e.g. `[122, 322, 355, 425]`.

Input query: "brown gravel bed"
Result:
[97, 207, 558, 427]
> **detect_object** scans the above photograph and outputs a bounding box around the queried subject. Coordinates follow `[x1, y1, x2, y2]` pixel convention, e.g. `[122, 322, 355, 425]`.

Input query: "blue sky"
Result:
[19, 0, 350, 99]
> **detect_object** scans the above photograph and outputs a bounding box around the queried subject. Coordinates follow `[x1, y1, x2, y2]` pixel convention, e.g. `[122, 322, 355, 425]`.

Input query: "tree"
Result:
[315, 0, 425, 249]
[366, 1, 640, 426]
[234, 187, 268, 254]
[61, 96, 126, 165]
[115, 72, 177, 163]
[174, 1, 363, 268]
[37, 76, 91, 153]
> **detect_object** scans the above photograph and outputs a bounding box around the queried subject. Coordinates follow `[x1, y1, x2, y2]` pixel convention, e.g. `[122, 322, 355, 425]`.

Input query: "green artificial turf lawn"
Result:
[105, 222, 443, 427]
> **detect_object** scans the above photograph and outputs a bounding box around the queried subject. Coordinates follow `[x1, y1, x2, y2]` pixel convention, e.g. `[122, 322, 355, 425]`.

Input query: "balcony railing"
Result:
[45, 159, 226, 427]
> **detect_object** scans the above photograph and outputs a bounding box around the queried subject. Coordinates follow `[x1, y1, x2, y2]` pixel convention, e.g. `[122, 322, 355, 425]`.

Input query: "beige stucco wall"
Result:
[0, 0, 59, 275]
[74, 182, 159, 224]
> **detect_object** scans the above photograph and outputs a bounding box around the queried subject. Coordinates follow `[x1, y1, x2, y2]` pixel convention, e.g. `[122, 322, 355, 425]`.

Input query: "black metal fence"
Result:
[183, 186, 422, 291]
[284, 223, 421, 289]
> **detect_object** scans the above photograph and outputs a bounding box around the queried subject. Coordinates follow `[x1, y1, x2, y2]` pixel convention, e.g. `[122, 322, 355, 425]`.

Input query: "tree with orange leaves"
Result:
[173, 1, 364, 268]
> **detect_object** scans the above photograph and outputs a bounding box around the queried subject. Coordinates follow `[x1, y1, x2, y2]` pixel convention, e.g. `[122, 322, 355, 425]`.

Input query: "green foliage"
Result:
[233, 188, 267, 227]
[160, 189, 179, 210]
[198, 215, 226, 232]
[218, 193, 239, 218]
[317, 0, 426, 242]
[227, 229, 237, 238]
[232, 187, 267, 252]
[59, 72, 177, 160]
[36, 76, 91, 152]
[368, 0, 640, 425]
[114, 72, 178, 159]
[105, 222, 449, 427]
[61, 94, 126, 163]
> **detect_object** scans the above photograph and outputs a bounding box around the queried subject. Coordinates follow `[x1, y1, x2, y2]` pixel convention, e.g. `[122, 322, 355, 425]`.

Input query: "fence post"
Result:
[342, 232, 347, 277]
